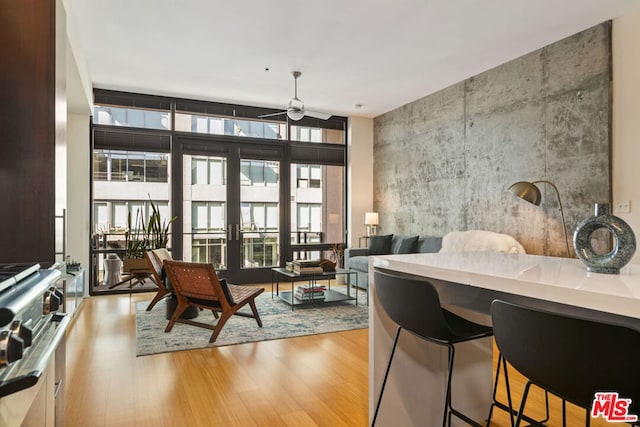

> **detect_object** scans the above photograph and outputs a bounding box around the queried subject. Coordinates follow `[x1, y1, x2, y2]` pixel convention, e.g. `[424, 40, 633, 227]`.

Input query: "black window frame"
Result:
[90, 89, 348, 289]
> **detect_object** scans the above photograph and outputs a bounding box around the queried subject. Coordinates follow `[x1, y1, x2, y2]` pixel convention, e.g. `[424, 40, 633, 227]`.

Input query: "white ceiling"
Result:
[69, 0, 640, 118]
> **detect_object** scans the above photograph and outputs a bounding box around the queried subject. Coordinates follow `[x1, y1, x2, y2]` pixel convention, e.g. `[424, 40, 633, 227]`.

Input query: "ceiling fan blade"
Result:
[258, 111, 287, 119]
[304, 110, 332, 120]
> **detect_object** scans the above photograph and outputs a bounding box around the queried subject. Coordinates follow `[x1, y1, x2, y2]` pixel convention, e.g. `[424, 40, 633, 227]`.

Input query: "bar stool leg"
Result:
[487, 354, 550, 427]
[445, 344, 483, 427]
[487, 353, 515, 427]
[371, 326, 402, 427]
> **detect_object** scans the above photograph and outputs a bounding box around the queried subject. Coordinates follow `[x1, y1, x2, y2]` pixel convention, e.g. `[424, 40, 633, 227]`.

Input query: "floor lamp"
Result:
[508, 180, 570, 257]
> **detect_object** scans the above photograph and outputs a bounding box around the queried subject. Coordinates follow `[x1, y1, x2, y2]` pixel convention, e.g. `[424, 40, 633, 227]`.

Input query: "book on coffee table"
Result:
[294, 292, 325, 301]
[291, 259, 324, 274]
[294, 284, 326, 300]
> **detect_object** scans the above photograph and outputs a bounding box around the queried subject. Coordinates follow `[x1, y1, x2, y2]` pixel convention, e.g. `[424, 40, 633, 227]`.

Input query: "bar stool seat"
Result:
[491, 300, 640, 427]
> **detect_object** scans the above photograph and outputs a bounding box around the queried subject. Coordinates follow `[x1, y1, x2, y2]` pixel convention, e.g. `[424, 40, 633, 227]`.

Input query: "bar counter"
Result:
[369, 252, 640, 426]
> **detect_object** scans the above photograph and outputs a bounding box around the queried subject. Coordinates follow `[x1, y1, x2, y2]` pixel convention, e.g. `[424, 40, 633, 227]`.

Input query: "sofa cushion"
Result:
[368, 234, 393, 255]
[392, 235, 419, 254]
[416, 236, 443, 253]
[348, 255, 369, 272]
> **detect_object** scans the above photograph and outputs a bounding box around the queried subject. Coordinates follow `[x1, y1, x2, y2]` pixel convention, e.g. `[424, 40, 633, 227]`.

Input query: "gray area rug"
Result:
[136, 288, 368, 356]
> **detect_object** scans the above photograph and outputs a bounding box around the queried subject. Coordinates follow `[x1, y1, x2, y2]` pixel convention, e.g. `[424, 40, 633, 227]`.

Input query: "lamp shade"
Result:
[508, 181, 542, 206]
[507, 179, 570, 257]
[365, 212, 379, 226]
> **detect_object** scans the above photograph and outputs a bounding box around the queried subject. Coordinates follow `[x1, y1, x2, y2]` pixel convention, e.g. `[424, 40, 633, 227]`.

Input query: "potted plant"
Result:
[330, 243, 346, 284]
[123, 198, 177, 272]
[330, 243, 346, 268]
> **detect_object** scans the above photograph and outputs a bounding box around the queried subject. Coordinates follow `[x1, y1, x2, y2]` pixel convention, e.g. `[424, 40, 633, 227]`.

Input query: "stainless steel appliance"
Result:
[0, 263, 69, 426]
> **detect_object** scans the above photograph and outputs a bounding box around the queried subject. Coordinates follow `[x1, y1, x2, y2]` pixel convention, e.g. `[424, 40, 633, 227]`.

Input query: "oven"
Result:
[0, 264, 69, 427]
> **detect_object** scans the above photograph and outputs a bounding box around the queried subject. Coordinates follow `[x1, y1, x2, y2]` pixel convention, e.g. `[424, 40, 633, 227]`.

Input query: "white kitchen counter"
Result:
[368, 252, 640, 426]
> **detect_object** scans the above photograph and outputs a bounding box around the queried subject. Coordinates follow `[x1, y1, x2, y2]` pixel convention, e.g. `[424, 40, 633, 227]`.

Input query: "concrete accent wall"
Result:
[373, 23, 611, 256]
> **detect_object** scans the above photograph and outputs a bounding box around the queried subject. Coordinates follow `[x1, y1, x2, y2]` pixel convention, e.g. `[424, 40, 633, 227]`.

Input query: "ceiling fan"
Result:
[260, 71, 332, 121]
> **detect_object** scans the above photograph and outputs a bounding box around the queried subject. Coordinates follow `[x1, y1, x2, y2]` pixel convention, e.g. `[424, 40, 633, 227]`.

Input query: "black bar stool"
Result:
[491, 300, 640, 427]
[372, 270, 494, 427]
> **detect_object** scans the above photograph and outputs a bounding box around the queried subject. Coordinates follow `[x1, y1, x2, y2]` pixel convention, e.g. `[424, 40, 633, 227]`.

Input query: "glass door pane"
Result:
[239, 159, 280, 269]
[291, 163, 344, 261]
[182, 155, 228, 270]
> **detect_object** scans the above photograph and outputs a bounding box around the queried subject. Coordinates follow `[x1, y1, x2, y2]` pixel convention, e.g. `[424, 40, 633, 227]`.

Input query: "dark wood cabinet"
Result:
[0, 0, 65, 265]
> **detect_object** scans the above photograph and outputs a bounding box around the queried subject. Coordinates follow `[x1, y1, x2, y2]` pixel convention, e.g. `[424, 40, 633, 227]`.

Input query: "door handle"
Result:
[236, 224, 240, 241]
[227, 225, 232, 241]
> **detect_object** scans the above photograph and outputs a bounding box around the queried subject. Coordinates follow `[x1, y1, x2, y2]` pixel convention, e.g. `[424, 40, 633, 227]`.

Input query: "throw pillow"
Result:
[160, 266, 172, 291]
[368, 234, 393, 255]
[394, 235, 419, 254]
[219, 278, 236, 306]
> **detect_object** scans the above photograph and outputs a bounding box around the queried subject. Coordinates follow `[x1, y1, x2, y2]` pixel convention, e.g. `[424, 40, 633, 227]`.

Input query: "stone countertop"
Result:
[371, 252, 640, 320]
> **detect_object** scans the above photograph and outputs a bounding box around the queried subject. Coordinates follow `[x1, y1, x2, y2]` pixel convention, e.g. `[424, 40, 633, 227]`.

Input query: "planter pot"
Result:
[122, 257, 150, 273]
[165, 295, 199, 320]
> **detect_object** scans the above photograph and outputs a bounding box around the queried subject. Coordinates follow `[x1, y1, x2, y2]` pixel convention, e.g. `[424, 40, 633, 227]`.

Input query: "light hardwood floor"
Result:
[64, 291, 624, 426]
[64, 290, 368, 426]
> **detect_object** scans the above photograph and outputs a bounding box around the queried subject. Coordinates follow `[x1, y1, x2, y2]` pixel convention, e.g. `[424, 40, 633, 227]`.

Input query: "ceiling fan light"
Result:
[283, 73, 306, 121]
[287, 109, 304, 121]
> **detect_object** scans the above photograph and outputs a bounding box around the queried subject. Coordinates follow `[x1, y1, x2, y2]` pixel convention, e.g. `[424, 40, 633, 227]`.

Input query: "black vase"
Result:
[573, 203, 636, 274]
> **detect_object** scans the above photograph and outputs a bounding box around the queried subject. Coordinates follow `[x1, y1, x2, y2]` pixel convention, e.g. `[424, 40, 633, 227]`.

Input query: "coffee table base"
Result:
[278, 289, 355, 306]
[271, 267, 358, 310]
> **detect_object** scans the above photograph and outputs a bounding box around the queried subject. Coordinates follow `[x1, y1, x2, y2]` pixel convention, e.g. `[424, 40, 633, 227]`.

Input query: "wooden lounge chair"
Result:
[162, 260, 264, 343]
[144, 248, 174, 311]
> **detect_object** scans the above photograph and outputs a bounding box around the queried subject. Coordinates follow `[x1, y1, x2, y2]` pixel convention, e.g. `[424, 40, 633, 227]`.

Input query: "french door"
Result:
[177, 136, 285, 283]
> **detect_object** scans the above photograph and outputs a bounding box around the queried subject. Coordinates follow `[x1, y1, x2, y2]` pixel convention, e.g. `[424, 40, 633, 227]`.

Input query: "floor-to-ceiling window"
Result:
[291, 162, 345, 261]
[90, 90, 347, 292]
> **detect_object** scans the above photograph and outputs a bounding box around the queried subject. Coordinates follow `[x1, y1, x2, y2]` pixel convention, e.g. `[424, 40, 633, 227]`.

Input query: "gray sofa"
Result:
[344, 234, 442, 290]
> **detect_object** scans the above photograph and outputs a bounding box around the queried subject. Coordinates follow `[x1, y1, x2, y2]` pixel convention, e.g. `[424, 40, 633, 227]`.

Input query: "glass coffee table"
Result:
[271, 267, 358, 310]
